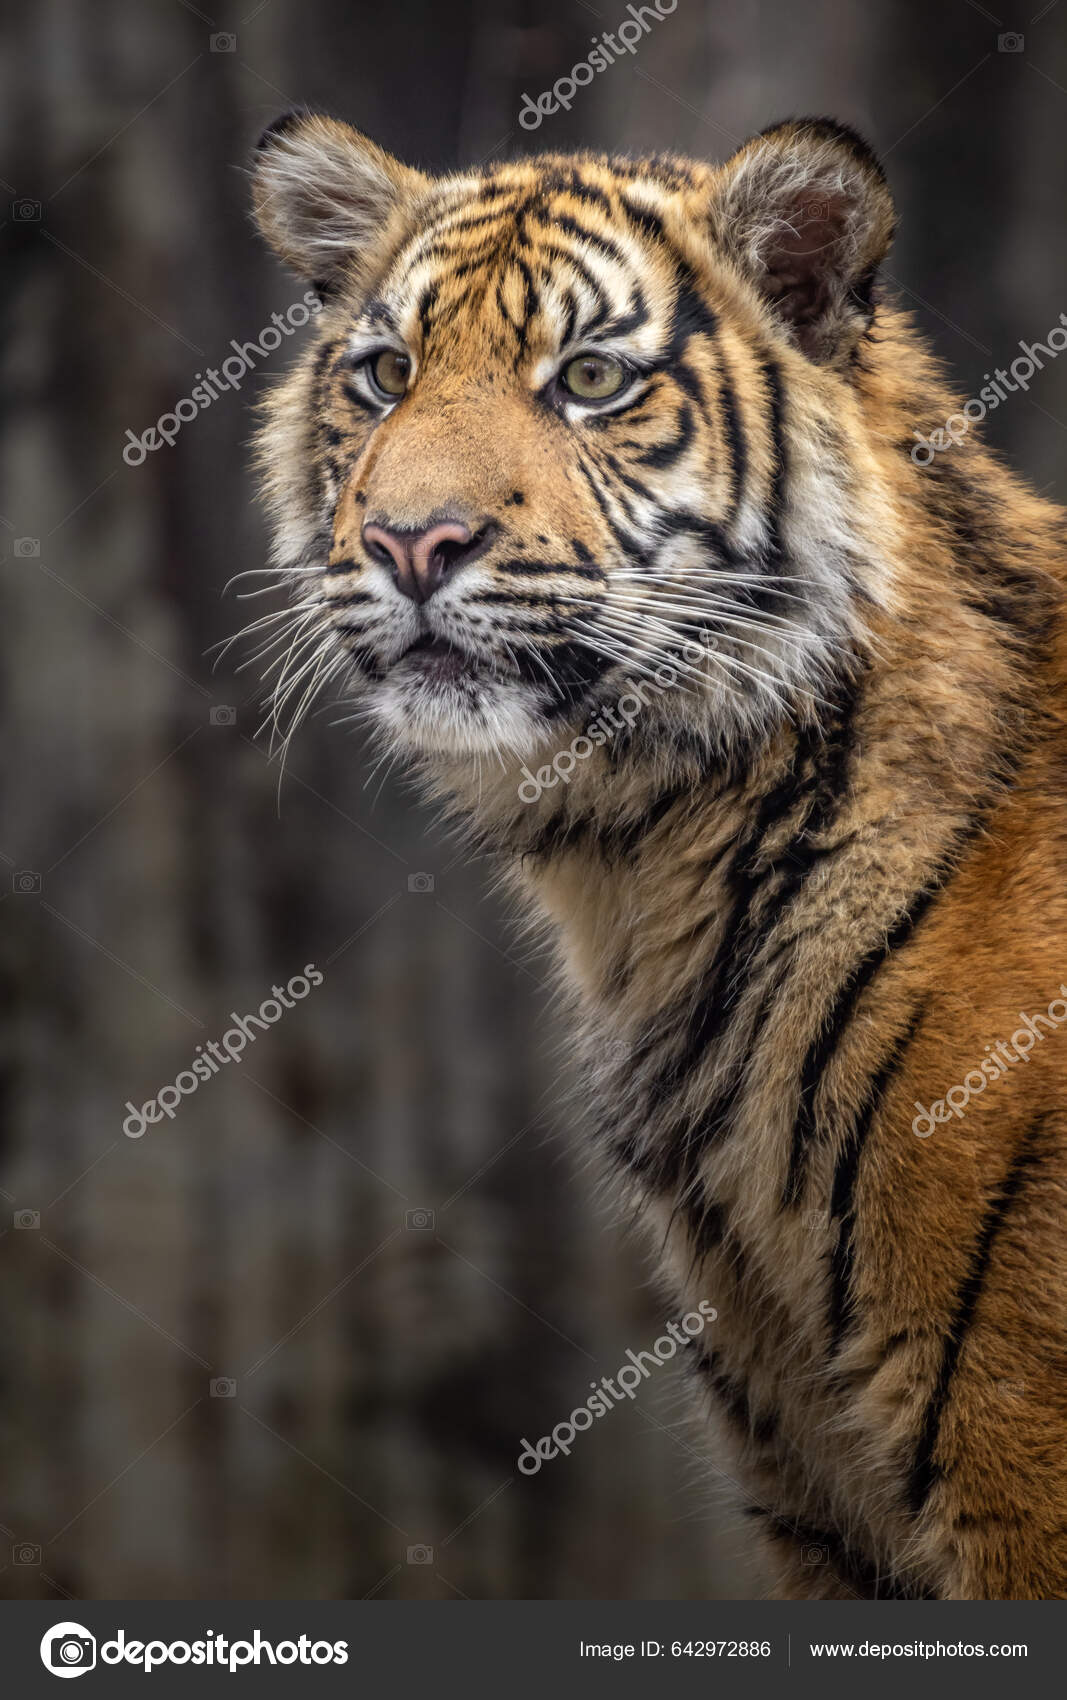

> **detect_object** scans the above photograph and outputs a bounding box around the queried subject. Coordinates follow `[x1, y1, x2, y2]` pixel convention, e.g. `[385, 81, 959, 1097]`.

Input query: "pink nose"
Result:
[362, 519, 476, 604]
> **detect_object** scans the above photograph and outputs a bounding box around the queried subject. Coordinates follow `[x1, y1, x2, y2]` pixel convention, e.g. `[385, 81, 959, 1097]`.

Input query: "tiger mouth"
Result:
[396, 634, 485, 685]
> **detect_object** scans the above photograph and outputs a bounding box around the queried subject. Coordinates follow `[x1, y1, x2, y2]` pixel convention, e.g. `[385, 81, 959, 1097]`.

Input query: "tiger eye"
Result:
[562, 353, 626, 401]
[371, 350, 411, 397]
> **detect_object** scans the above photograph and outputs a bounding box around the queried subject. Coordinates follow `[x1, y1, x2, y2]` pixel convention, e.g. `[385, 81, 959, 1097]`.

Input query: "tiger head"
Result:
[251, 115, 897, 772]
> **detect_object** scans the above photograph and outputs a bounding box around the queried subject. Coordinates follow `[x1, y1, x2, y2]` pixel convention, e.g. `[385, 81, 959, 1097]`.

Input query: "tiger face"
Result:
[252, 115, 896, 765]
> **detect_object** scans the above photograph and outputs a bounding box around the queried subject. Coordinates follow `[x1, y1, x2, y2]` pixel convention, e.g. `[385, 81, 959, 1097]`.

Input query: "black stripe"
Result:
[362, 297, 398, 333]
[781, 842, 976, 1210]
[326, 590, 373, 606]
[603, 452, 658, 505]
[470, 590, 560, 608]
[420, 205, 514, 239]
[908, 1118, 1045, 1515]
[312, 340, 335, 380]
[494, 277, 519, 332]
[417, 281, 439, 342]
[581, 444, 644, 530]
[716, 342, 747, 527]
[412, 238, 504, 276]
[547, 211, 628, 270]
[514, 254, 538, 338]
[537, 174, 615, 220]
[920, 455, 1057, 657]
[599, 279, 651, 343]
[620, 195, 667, 245]
[826, 1002, 928, 1354]
[535, 243, 609, 318]
[421, 186, 516, 221]
[633, 399, 695, 471]
[559, 183, 615, 220]
[760, 356, 789, 569]
[573, 452, 647, 557]
[666, 275, 719, 353]
[559, 285, 579, 350]
[496, 557, 605, 581]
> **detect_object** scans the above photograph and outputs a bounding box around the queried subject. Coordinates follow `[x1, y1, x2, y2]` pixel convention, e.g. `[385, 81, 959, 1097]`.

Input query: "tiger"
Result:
[249, 110, 1067, 1600]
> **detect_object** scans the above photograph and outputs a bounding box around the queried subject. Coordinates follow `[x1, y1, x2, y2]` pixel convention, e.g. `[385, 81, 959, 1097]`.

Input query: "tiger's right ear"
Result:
[252, 112, 428, 296]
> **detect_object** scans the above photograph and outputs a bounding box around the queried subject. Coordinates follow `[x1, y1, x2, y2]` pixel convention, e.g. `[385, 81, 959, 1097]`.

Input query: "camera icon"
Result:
[406, 1544, 434, 1565]
[804, 200, 830, 220]
[14, 537, 40, 557]
[803, 1210, 829, 1234]
[407, 872, 435, 894]
[210, 705, 237, 726]
[40, 1623, 97, 1675]
[405, 1208, 435, 1232]
[210, 32, 237, 51]
[998, 32, 1024, 51]
[15, 1209, 40, 1230]
[13, 1542, 41, 1565]
[210, 1377, 237, 1398]
[802, 1543, 829, 1566]
[12, 199, 41, 221]
[13, 870, 41, 894]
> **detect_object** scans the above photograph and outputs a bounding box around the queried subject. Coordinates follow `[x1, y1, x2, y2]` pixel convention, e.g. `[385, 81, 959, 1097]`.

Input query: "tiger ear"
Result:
[252, 112, 428, 296]
[708, 118, 895, 365]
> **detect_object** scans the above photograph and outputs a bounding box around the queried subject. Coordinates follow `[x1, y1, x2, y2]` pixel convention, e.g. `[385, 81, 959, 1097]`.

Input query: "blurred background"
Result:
[1, 0, 1065, 1601]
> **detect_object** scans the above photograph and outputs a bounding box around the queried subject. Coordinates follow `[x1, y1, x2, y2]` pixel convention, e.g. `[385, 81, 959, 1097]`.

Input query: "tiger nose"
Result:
[362, 519, 477, 604]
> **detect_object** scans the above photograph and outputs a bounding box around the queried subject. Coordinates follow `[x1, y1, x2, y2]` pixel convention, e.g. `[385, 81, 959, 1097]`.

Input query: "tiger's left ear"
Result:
[708, 118, 896, 366]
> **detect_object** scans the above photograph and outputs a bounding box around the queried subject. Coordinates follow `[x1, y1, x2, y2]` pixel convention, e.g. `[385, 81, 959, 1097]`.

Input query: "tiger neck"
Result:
[486, 601, 1037, 1216]
[428, 539, 1046, 1074]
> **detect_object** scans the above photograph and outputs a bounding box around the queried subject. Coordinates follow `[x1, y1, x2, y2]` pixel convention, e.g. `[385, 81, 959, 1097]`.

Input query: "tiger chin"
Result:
[250, 111, 1067, 1601]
